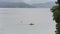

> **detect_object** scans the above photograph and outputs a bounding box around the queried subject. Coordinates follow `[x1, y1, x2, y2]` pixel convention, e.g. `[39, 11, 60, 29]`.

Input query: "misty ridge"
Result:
[0, 1, 55, 8]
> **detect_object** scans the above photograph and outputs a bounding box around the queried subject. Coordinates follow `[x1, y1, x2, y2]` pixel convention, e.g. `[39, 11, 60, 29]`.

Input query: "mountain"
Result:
[0, 1, 55, 8]
[0, 2, 35, 8]
[32, 1, 55, 8]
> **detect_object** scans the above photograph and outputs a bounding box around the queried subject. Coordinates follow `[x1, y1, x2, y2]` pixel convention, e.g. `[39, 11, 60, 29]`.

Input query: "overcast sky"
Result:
[0, 0, 57, 4]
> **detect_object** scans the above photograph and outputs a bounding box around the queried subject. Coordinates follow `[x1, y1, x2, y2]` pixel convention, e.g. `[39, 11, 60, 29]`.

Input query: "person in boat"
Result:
[29, 23, 34, 25]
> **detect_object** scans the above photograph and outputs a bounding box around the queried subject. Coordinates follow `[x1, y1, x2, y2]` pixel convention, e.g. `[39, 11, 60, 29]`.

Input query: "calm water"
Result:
[0, 8, 56, 34]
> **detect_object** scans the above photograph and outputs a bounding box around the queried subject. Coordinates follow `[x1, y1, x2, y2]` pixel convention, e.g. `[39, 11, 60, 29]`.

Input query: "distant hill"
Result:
[0, 1, 55, 8]
[32, 1, 55, 8]
[0, 2, 35, 8]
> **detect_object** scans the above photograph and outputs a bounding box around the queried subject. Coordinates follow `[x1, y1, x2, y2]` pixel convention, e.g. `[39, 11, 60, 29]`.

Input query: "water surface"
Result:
[0, 8, 56, 34]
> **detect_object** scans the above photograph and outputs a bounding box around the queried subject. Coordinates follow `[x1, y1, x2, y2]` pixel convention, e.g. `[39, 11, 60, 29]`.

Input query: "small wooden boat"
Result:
[29, 23, 34, 25]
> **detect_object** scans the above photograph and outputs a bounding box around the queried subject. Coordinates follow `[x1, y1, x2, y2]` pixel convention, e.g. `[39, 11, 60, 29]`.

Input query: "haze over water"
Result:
[0, 8, 56, 34]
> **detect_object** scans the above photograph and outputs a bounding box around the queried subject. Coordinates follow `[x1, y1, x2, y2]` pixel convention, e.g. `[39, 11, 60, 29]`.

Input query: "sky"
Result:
[0, 0, 57, 4]
[23, 0, 56, 4]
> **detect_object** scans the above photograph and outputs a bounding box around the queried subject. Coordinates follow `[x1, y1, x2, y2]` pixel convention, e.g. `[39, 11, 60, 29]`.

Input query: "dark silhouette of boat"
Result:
[29, 23, 34, 25]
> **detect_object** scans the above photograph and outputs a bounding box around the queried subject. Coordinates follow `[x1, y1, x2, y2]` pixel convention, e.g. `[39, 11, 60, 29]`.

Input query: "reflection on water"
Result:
[0, 8, 56, 34]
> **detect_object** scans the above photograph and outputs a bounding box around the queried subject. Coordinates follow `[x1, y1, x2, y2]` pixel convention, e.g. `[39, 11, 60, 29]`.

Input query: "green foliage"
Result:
[57, 0, 60, 5]
[51, 6, 59, 12]
[51, 5, 60, 23]
[51, 0, 60, 34]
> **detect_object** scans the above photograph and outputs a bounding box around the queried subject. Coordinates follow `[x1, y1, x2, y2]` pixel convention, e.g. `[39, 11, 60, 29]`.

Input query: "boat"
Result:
[29, 23, 34, 25]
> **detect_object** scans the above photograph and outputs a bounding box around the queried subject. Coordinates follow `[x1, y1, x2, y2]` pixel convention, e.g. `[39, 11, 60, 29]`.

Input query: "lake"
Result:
[0, 8, 56, 34]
